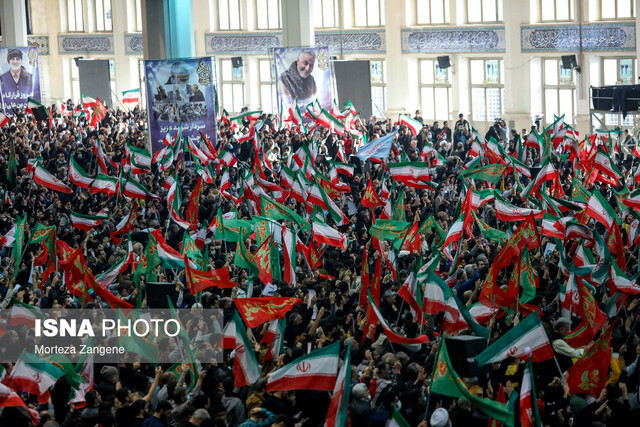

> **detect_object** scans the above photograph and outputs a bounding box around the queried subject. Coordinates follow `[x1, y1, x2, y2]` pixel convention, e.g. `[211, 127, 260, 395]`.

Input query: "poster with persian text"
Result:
[145, 57, 216, 153]
[0, 46, 41, 116]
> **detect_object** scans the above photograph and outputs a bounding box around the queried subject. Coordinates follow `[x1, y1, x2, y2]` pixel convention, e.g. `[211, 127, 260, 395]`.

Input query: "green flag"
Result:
[432, 340, 513, 426]
[461, 163, 507, 184]
[10, 214, 27, 279]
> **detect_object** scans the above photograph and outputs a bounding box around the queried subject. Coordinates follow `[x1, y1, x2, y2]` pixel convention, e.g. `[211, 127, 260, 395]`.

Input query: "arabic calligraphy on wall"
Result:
[401, 27, 506, 53]
[58, 35, 114, 54]
[521, 23, 636, 52]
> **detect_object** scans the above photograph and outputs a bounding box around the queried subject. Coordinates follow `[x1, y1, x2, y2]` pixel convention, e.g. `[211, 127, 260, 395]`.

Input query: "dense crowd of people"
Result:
[0, 99, 639, 427]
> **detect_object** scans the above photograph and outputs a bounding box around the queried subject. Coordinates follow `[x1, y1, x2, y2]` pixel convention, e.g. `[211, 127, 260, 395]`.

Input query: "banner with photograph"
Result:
[145, 57, 217, 153]
[274, 46, 332, 119]
[0, 46, 41, 115]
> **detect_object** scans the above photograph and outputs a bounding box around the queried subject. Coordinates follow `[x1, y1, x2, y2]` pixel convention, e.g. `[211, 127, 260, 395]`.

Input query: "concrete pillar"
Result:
[502, 0, 532, 133]
[142, 0, 195, 60]
[281, 0, 314, 47]
[0, 0, 28, 47]
[574, 0, 591, 136]
[384, 0, 413, 118]
[111, 0, 131, 105]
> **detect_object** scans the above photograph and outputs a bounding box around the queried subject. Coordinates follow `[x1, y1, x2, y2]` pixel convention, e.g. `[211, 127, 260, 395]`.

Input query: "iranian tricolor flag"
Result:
[267, 341, 340, 392]
[387, 162, 431, 184]
[289, 100, 307, 132]
[520, 357, 542, 427]
[423, 272, 491, 338]
[69, 210, 108, 231]
[96, 241, 134, 287]
[89, 174, 118, 196]
[261, 318, 286, 362]
[585, 189, 619, 229]
[623, 188, 640, 210]
[0, 383, 39, 423]
[474, 312, 554, 365]
[312, 221, 347, 250]
[69, 156, 94, 188]
[9, 299, 40, 328]
[3, 351, 66, 403]
[72, 354, 94, 409]
[33, 162, 73, 194]
[316, 109, 345, 136]
[367, 292, 429, 350]
[523, 160, 559, 196]
[26, 98, 43, 115]
[385, 408, 411, 427]
[151, 230, 195, 269]
[610, 262, 640, 295]
[399, 114, 422, 136]
[323, 347, 351, 427]
[443, 217, 464, 249]
[593, 147, 621, 182]
[121, 88, 141, 104]
[230, 110, 262, 122]
[229, 312, 262, 388]
[494, 194, 544, 221]
[123, 176, 160, 200]
[282, 226, 297, 286]
[0, 223, 17, 247]
[82, 93, 97, 107]
[0, 112, 9, 127]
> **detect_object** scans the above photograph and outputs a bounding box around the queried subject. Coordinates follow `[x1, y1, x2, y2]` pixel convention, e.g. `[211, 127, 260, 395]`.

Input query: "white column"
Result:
[384, 0, 413, 118]
[281, 0, 314, 47]
[0, 0, 28, 47]
[574, 0, 591, 136]
[112, 0, 132, 104]
[502, 0, 532, 132]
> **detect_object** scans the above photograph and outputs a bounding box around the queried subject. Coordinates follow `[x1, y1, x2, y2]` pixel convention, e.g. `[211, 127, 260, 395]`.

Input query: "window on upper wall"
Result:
[467, 0, 503, 23]
[259, 59, 276, 113]
[314, 0, 338, 28]
[543, 59, 576, 126]
[95, 0, 112, 32]
[591, 0, 635, 19]
[68, 0, 85, 32]
[419, 59, 451, 122]
[370, 60, 387, 117]
[603, 58, 636, 126]
[469, 59, 504, 124]
[220, 58, 245, 113]
[256, 0, 281, 29]
[416, 0, 450, 25]
[218, 0, 242, 30]
[354, 0, 385, 27]
[540, 0, 574, 21]
[134, 0, 143, 32]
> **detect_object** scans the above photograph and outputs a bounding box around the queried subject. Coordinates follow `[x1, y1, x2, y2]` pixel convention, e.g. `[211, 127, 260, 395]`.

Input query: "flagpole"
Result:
[552, 355, 565, 382]
[423, 335, 443, 423]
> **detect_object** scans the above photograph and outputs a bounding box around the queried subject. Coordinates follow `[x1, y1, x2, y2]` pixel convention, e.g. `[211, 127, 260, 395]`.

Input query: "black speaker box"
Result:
[437, 56, 451, 69]
[145, 282, 176, 308]
[445, 335, 488, 378]
[231, 57, 243, 68]
[561, 55, 577, 70]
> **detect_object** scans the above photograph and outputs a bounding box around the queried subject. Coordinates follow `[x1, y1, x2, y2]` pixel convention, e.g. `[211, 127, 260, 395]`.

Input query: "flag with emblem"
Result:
[68, 156, 94, 188]
[234, 297, 303, 328]
[398, 114, 422, 136]
[10, 214, 26, 279]
[520, 357, 542, 427]
[566, 324, 612, 396]
[267, 341, 340, 392]
[361, 178, 385, 207]
[184, 255, 233, 294]
[323, 345, 351, 427]
[33, 162, 73, 194]
[585, 189, 619, 229]
[474, 311, 553, 365]
[3, 351, 66, 403]
[431, 341, 513, 426]
[69, 210, 108, 231]
[229, 312, 262, 387]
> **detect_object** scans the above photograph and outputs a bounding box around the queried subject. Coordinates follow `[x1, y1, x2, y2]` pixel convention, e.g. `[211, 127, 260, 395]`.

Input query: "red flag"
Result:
[90, 98, 107, 127]
[488, 384, 506, 427]
[185, 176, 204, 228]
[184, 255, 234, 294]
[361, 178, 385, 208]
[359, 244, 370, 307]
[607, 221, 626, 270]
[234, 297, 303, 328]
[566, 324, 613, 397]
[564, 279, 607, 348]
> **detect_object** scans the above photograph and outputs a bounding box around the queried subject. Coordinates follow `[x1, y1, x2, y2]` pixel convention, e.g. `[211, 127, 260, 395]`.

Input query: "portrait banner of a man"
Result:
[144, 57, 217, 154]
[274, 46, 332, 118]
[0, 47, 41, 116]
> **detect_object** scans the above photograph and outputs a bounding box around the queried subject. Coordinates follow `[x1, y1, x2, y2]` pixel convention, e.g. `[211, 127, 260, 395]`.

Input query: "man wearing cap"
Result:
[0, 49, 33, 97]
[430, 407, 451, 426]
